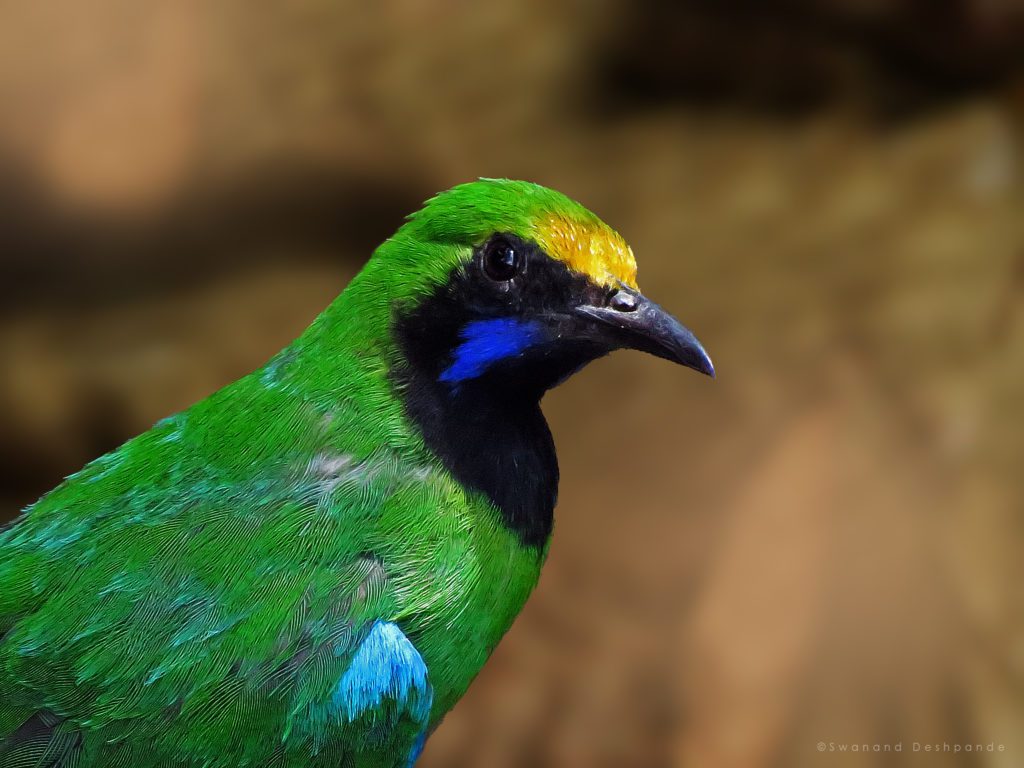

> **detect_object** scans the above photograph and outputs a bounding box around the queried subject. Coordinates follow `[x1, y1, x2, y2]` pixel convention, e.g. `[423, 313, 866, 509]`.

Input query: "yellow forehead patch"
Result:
[532, 213, 638, 289]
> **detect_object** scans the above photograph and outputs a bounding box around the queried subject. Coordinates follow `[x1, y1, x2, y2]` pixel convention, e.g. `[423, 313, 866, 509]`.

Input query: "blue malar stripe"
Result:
[439, 318, 542, 383]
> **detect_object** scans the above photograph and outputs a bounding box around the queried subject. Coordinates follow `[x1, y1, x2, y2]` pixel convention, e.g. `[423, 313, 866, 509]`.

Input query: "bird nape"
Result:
[0, 179, 713, 768]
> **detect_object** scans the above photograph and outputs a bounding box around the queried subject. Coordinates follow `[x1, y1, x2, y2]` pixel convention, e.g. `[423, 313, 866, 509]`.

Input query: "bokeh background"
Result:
[1, 2, 1023, 766]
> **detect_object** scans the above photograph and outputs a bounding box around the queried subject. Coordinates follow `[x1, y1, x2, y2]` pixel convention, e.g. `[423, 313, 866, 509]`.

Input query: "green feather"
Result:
[0, 180, 604, 767]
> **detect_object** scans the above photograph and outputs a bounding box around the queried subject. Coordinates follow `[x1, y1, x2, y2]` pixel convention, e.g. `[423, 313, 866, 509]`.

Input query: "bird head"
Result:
[357, 179, 713, 400]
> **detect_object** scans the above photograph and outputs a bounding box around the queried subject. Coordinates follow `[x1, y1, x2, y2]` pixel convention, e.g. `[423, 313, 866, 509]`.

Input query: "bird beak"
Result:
[575, 285, 715, 377]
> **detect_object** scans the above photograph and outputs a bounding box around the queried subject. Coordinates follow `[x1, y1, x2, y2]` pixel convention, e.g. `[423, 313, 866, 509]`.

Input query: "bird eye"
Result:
[482, 237, 523, 282]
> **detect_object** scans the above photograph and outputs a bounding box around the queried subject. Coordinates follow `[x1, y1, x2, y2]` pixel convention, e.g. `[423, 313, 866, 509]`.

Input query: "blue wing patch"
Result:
[439, 318, 542, 384]
[332, 621, 433, 725]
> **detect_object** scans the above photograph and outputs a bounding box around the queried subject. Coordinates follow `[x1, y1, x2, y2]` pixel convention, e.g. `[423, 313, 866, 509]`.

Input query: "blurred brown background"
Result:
[1, 2, 1022, 766]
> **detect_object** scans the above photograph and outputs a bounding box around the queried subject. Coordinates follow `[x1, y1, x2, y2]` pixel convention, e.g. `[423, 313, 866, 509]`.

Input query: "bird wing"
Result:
[0, 413, 442, 768]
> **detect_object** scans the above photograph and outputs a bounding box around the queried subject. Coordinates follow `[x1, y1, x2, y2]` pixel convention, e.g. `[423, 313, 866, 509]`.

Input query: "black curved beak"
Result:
[575, 285, 715, 377]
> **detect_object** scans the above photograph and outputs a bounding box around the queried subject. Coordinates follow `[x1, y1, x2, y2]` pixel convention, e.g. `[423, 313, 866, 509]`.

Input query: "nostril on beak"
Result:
[609, 290, 639, 312]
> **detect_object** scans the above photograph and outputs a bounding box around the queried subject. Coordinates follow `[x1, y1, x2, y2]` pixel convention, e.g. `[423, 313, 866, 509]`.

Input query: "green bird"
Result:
[0, 179, 713, 768]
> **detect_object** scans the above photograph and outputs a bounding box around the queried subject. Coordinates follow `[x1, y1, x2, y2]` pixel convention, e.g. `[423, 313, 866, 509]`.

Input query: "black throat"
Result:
[390, 369, 559, 548]
[388, 241, 611, 548]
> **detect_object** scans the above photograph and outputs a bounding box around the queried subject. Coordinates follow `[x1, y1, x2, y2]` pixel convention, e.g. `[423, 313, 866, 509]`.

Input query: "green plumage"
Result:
[1, 180, 713, 768]
[0, 181, 584, 768]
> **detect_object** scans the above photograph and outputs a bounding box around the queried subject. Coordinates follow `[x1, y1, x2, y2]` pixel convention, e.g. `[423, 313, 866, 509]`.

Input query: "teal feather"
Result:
[0, 180, 661, 767]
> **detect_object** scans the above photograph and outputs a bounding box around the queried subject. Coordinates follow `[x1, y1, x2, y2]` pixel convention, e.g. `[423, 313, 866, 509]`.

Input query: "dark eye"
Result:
[482, 237, 523, 281]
